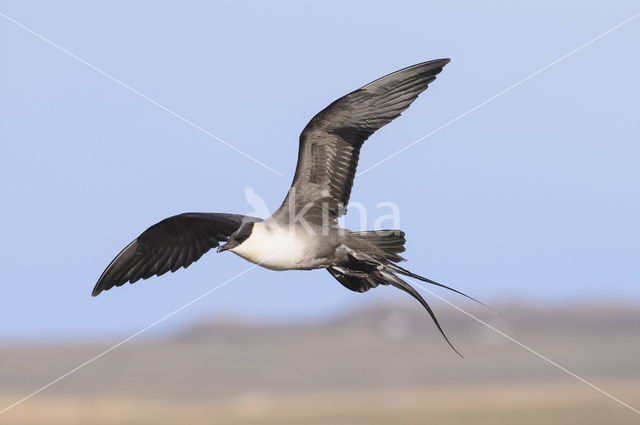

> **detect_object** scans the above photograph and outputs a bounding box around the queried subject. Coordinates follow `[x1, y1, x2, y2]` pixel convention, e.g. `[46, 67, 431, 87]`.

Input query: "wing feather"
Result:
[273, 59, 450, 224]
[92, 213, 256, 296]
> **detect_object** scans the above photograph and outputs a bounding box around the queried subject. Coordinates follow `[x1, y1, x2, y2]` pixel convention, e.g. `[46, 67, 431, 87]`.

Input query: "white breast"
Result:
[230, 222, 310, 270]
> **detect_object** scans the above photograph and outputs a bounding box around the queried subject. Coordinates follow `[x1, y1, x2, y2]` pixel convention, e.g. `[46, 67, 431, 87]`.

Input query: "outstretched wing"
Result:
[93, 213, 257, 296]
[273, 59, 450, 224]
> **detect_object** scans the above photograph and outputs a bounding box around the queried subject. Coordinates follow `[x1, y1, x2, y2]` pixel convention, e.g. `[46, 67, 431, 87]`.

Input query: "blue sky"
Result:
[1, 1, 639, 340]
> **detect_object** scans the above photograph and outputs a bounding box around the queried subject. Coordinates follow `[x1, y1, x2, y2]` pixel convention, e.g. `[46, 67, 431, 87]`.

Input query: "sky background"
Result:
[1, 1, 639, 340]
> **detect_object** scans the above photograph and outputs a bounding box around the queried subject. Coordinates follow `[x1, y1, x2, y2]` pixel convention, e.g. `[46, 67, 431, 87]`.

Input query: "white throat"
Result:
[230, 222, 309, 270]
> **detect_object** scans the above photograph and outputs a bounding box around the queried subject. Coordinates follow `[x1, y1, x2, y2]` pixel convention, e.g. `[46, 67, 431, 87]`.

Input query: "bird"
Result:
[93, 58, 482, 355]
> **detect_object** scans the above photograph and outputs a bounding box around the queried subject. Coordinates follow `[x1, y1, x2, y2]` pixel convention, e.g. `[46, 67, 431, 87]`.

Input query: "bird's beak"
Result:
[217, 241, 236, 253]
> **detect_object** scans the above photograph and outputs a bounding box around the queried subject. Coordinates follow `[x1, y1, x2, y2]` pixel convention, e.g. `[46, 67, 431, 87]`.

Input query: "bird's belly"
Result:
[230, 229, 313, 270]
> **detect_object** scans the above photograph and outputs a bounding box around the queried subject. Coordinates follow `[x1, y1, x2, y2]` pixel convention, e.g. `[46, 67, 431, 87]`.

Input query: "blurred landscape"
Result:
[1, 302, 639, 424]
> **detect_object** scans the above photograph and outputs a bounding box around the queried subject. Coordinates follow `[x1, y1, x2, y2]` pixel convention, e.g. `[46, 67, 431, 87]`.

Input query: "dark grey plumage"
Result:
[92, 213, 257, 296]
[274, 59, 450, 224]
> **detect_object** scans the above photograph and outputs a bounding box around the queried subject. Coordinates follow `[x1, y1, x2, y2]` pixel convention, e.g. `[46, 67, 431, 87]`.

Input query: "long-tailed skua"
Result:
[93, 59, 483, 355]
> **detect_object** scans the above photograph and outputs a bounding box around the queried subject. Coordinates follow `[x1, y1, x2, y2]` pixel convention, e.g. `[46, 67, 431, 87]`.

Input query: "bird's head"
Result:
[217, 221, 255, 253]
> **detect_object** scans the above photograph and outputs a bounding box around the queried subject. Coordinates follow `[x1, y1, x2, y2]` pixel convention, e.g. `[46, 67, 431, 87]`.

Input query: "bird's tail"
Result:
[348, 229, 406, 262]
[348, 229, 489, 308]
[327, 263, 462, 357]
[329, 231, 492, 356]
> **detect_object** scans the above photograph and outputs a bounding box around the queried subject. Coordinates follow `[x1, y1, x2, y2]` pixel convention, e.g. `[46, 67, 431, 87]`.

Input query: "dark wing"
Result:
[273, 59, 450, 224]
[92, 213, 257, 296]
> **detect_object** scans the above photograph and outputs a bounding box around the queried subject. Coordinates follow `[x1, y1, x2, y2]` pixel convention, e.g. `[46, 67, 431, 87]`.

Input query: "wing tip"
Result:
[91, 282, 104, 297]
[360, 58, 451, 92]
[418, 57, 451, 74]
[407, 57, 451, 70]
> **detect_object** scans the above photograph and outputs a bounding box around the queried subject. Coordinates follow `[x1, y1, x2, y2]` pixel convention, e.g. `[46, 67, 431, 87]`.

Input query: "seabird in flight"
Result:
[93, 59, 482, 354]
